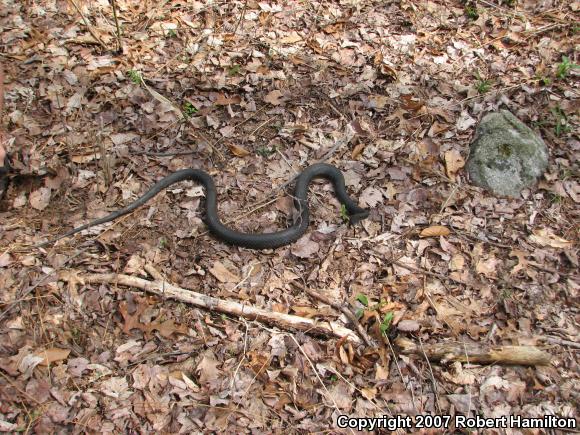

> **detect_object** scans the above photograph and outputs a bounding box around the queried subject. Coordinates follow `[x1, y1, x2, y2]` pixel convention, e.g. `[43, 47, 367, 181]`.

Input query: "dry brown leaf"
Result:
[420, 225, 451, 238]
[351, 143, 365, 159]
[36, 348, 71, 366]
[291, 306, 319, 318]
[361, 387, 377, 400]
[71, 153, 101, 163]
[375, 364, 389, 380]
[29, 187, 51, 210]
[291, 236, 319, 258]
[368, 95, 389, 109]
[227, 143, 250, 157]
[359, 186, 383, 207]
[475, 256, 499, 279]
[263, 90, 284, 105]
[397, 319, 420, 332]
[214, 94, 242, 105]
[280, 32, 302, 44]
[442, 361, 475, 385]
[196, 353, 221, 384]
[449, 253, 465, 271]
[0, 253, 12, 267]
[444, 149, 465, 181]
[209, 261, 240, 283]
[529, 228, 573, 249]
[322, 22, 345, 34]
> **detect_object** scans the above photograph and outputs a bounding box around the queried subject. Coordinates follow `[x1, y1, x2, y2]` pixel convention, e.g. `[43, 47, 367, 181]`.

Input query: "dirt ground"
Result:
[0, 0, 578, 433]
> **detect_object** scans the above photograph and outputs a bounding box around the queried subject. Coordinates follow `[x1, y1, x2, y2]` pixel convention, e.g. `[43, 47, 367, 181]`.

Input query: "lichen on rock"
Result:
[467, 110, 549, 197]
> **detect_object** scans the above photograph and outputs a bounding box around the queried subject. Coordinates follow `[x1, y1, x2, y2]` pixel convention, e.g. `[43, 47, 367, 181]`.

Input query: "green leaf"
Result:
[340, 204, 349, 223]
[356, 294, 369, 306]
[380, 312, 394, 335]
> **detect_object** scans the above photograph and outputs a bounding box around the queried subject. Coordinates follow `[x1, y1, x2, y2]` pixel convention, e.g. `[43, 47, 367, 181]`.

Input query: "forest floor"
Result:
[0, 0, 578, 433]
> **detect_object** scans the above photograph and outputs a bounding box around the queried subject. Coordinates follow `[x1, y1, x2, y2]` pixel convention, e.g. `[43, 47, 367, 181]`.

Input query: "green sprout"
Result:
[228, 64, 242, 76]
[551, 106, 571, 137]
[256, 146, 276, 157]
[340, 204, 350, 223]
[127, 70, 142, 84]
[356, 294, 369, 306]
[465, 5, 479, 20]
[354, 293, 369, 319]
[537, 75, 551, 86]
[379, 312, 394, 335]
[475, 71, 492, 94]
[183, 101, 198, 118]
[556, 56, 579, 80]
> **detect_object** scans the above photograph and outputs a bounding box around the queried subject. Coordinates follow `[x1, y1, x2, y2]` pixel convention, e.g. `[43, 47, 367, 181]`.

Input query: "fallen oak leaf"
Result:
[119, 300, 187, 338]
[351, 143, 365, 159]
[359, 186, 383, 207]
[29, 187, 51, 210]
[279, 32, 302, 44]
[263, 90, 284, 105]
[227, 143, 250, 157]
[420, 225, 451, 238]
[529, 228, 573, 249]
[214, 94, 242, 105]
[444, 149, 465, 181]
[36, 348, 71, 366]
[154, 319, 189, 338]
[397, 319, 420, 332]
[291, 235, 319, 258]
[209, 261, 240, 283]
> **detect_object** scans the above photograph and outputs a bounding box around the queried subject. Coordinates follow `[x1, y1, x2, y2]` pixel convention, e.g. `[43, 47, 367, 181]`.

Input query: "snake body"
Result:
[42, 163, 368, 249]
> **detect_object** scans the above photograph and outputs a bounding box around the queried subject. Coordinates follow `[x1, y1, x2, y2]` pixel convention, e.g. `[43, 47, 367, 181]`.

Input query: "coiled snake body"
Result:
[41, 163, 368, 249]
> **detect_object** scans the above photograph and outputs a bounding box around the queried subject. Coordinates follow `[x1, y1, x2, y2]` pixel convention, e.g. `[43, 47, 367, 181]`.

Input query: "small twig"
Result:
[68, 0, 107, 48]
[0, 371, 43, 405]
[110, 0, 123, 53]
[231, 0, 248, 36]
[541, 336, 580, 349]
[439, 184, 459, 214]
[248, 116, 274, 138]
[290, 281, 376, 347]
[418, 335, 442, 413]
[394, 260, 465, 285]
[382, 334, 419, 411]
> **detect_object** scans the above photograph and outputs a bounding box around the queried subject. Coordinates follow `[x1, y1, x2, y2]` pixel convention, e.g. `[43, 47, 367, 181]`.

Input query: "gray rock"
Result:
[467, 110, 549, 197]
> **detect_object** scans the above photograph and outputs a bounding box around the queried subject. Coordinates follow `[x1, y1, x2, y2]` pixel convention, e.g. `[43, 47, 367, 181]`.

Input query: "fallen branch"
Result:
[58, 270, 363, 345]
[395, 337, 551, 366]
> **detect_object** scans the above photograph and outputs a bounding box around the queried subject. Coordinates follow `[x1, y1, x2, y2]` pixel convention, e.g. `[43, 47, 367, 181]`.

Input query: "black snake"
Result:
[40, 163, 368, 249]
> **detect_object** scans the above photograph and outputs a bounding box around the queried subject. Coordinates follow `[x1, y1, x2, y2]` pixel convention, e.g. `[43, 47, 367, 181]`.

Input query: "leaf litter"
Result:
[0, 0, 578, 432]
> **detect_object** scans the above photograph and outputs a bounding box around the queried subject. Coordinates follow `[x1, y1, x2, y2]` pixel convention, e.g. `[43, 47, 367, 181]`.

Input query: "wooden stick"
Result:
[58, 270, 363, 345]
[395, 337, 551, 366]
[68, 0, 107, 48]
[110, 0, 123, 53]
